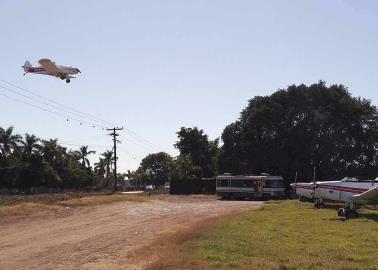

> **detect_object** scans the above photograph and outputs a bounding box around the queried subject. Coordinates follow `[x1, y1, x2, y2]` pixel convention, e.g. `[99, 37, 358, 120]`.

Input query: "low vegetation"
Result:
[147, 201, 378, 270]
[0, 193, 150, 217]
[59, 194, 150, 207]
[0, 202, 59, 217]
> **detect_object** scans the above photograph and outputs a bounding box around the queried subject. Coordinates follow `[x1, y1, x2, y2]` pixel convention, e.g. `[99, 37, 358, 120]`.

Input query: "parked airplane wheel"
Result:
[337, 208, 345, 217]
[60, 75, 65, 80]
[318, 203, 326, 209]
[66, 79, 70, 83]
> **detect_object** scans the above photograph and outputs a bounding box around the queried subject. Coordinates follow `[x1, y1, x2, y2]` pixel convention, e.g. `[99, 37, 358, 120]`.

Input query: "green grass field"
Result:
[148, 201, 378, 270]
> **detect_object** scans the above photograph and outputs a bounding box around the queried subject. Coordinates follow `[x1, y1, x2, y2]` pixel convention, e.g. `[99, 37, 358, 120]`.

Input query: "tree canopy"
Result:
[0, 126, 115, 192]
[174, 127, 219, 177]
[139, 152, 174, 186]
[219, 82, 378, 182]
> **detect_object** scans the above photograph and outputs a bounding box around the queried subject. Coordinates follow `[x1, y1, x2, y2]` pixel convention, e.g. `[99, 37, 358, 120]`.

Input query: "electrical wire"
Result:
[0, 84, 107, 129]
[0, 90, 99, 128]
[0, 78, 159, 153]
[0, 78, 117, 127]
[120, 134, 157, 153]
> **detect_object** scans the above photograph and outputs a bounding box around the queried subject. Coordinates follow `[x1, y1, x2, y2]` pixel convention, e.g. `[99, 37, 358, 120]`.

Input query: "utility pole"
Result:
[107, 127, 123, 192]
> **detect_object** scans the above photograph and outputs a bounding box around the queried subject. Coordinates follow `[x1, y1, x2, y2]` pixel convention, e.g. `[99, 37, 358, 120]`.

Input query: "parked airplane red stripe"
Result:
[317, 184, 368, 193]
[295, 185, 314, 190]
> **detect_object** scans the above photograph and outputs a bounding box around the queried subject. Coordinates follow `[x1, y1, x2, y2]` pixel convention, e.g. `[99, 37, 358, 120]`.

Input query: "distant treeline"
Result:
[0, 129, 115, 192]
[2, 82, 377, 194]
[131, 82, 377, 190]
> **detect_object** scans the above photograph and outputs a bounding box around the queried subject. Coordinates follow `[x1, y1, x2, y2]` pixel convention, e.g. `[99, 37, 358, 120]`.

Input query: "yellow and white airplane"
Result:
[22, 59, 81, 83]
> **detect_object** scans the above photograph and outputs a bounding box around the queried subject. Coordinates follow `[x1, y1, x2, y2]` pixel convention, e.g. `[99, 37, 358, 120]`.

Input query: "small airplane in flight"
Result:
[291, 177, 378, 219]
[22, 59, 81, 83]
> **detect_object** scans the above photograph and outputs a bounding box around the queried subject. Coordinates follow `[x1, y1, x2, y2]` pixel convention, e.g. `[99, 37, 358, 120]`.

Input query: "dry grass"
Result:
[0, 193, 150, 217]
[59, 194, 150, 207]
[0, 192, 96, 206]
[0, 202, 60, 217]
[145, 201, 378, 270]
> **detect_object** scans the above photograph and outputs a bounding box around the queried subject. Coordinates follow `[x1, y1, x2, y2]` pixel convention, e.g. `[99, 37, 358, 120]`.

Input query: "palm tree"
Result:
[78, 145, 96, 168]
[21, 133, 40, 158]
[101, 150, 113, 178]
[0, 126, 21, 157]
[94, 158, 106, 176]
[68, 150, 81, 162]
[41, 139, 60, 165]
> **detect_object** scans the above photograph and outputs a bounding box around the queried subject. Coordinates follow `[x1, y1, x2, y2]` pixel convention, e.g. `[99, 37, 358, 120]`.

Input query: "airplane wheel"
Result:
[337, 208, 345, 217]
[60, 75, 65, 80]
[318, 203, 326, 209]
[66, 79, 70, 83]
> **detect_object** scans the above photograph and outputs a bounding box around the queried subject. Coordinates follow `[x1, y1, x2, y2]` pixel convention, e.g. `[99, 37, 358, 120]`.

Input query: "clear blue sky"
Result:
[1, 0, 377, 172]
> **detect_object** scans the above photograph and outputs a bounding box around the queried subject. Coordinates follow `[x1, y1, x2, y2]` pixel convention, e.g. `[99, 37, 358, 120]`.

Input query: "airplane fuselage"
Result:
[293, 180, 377, 203]
[23, 65, 79, 76]
[315, 180, 377, 203]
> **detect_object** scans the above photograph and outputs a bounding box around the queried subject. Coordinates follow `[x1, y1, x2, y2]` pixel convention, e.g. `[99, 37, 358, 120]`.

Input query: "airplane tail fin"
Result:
[23, 61, 32, 68]
[22, 60, 32, 73]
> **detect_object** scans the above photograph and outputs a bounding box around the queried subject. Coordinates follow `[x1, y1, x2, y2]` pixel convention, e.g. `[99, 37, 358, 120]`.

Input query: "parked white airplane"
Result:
[291, 178, 378, 219]
[22, 59, 81, 83]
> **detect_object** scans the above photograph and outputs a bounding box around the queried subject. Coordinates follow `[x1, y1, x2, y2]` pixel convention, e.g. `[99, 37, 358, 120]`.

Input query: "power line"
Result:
[0, 78, 159, 153]
[0, 90, 99, 128]
[122, 129, 158, 150]
[61, 134, 109, 144]
[0, 83, 107, 129]
[120, 134, 157, 152]
[0, 78, 118, 127]
[59, 142, 111, 148]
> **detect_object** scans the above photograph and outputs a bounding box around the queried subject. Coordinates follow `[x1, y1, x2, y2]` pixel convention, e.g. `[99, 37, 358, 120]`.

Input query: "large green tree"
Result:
[219, 82, 378, 182]
[139, 152, 173, 186]
[174, 127, 219, 177]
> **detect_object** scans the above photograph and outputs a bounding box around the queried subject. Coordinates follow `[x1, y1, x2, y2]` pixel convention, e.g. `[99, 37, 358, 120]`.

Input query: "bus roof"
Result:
[216, 175, 283, 180]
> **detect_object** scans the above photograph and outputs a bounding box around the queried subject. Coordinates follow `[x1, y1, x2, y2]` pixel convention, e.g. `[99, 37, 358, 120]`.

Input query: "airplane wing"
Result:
[352, 187, 378, 205]
[38, 58, 65, 76]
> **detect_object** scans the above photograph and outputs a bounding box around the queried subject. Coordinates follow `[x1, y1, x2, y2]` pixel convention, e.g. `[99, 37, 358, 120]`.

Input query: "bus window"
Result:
[231, 179, 244, 187]
[264, 180, 284, 188]
[244, 181, 254, 188]
[217, 179, 230, 187]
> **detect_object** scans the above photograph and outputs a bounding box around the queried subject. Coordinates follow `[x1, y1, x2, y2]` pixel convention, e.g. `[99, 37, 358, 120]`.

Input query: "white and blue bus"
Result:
[216, 174, 285, 199]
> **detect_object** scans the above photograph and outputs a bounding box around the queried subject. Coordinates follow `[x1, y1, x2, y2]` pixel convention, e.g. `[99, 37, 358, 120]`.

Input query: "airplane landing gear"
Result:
[314, 202, 326, 209]
[314, 199, 325, 209]
[60, 75, 65, 80]
[337, 207, 358, 219]
[66, 79, 70, 83]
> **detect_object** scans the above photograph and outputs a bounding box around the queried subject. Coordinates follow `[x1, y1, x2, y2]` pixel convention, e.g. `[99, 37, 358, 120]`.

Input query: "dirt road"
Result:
[0, 195, 262, 270]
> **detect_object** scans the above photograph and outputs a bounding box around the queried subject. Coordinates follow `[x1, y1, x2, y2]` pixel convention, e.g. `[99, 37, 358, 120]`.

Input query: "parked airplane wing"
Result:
[38, 58, 63, 76]
[353, 187, 378, 205]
